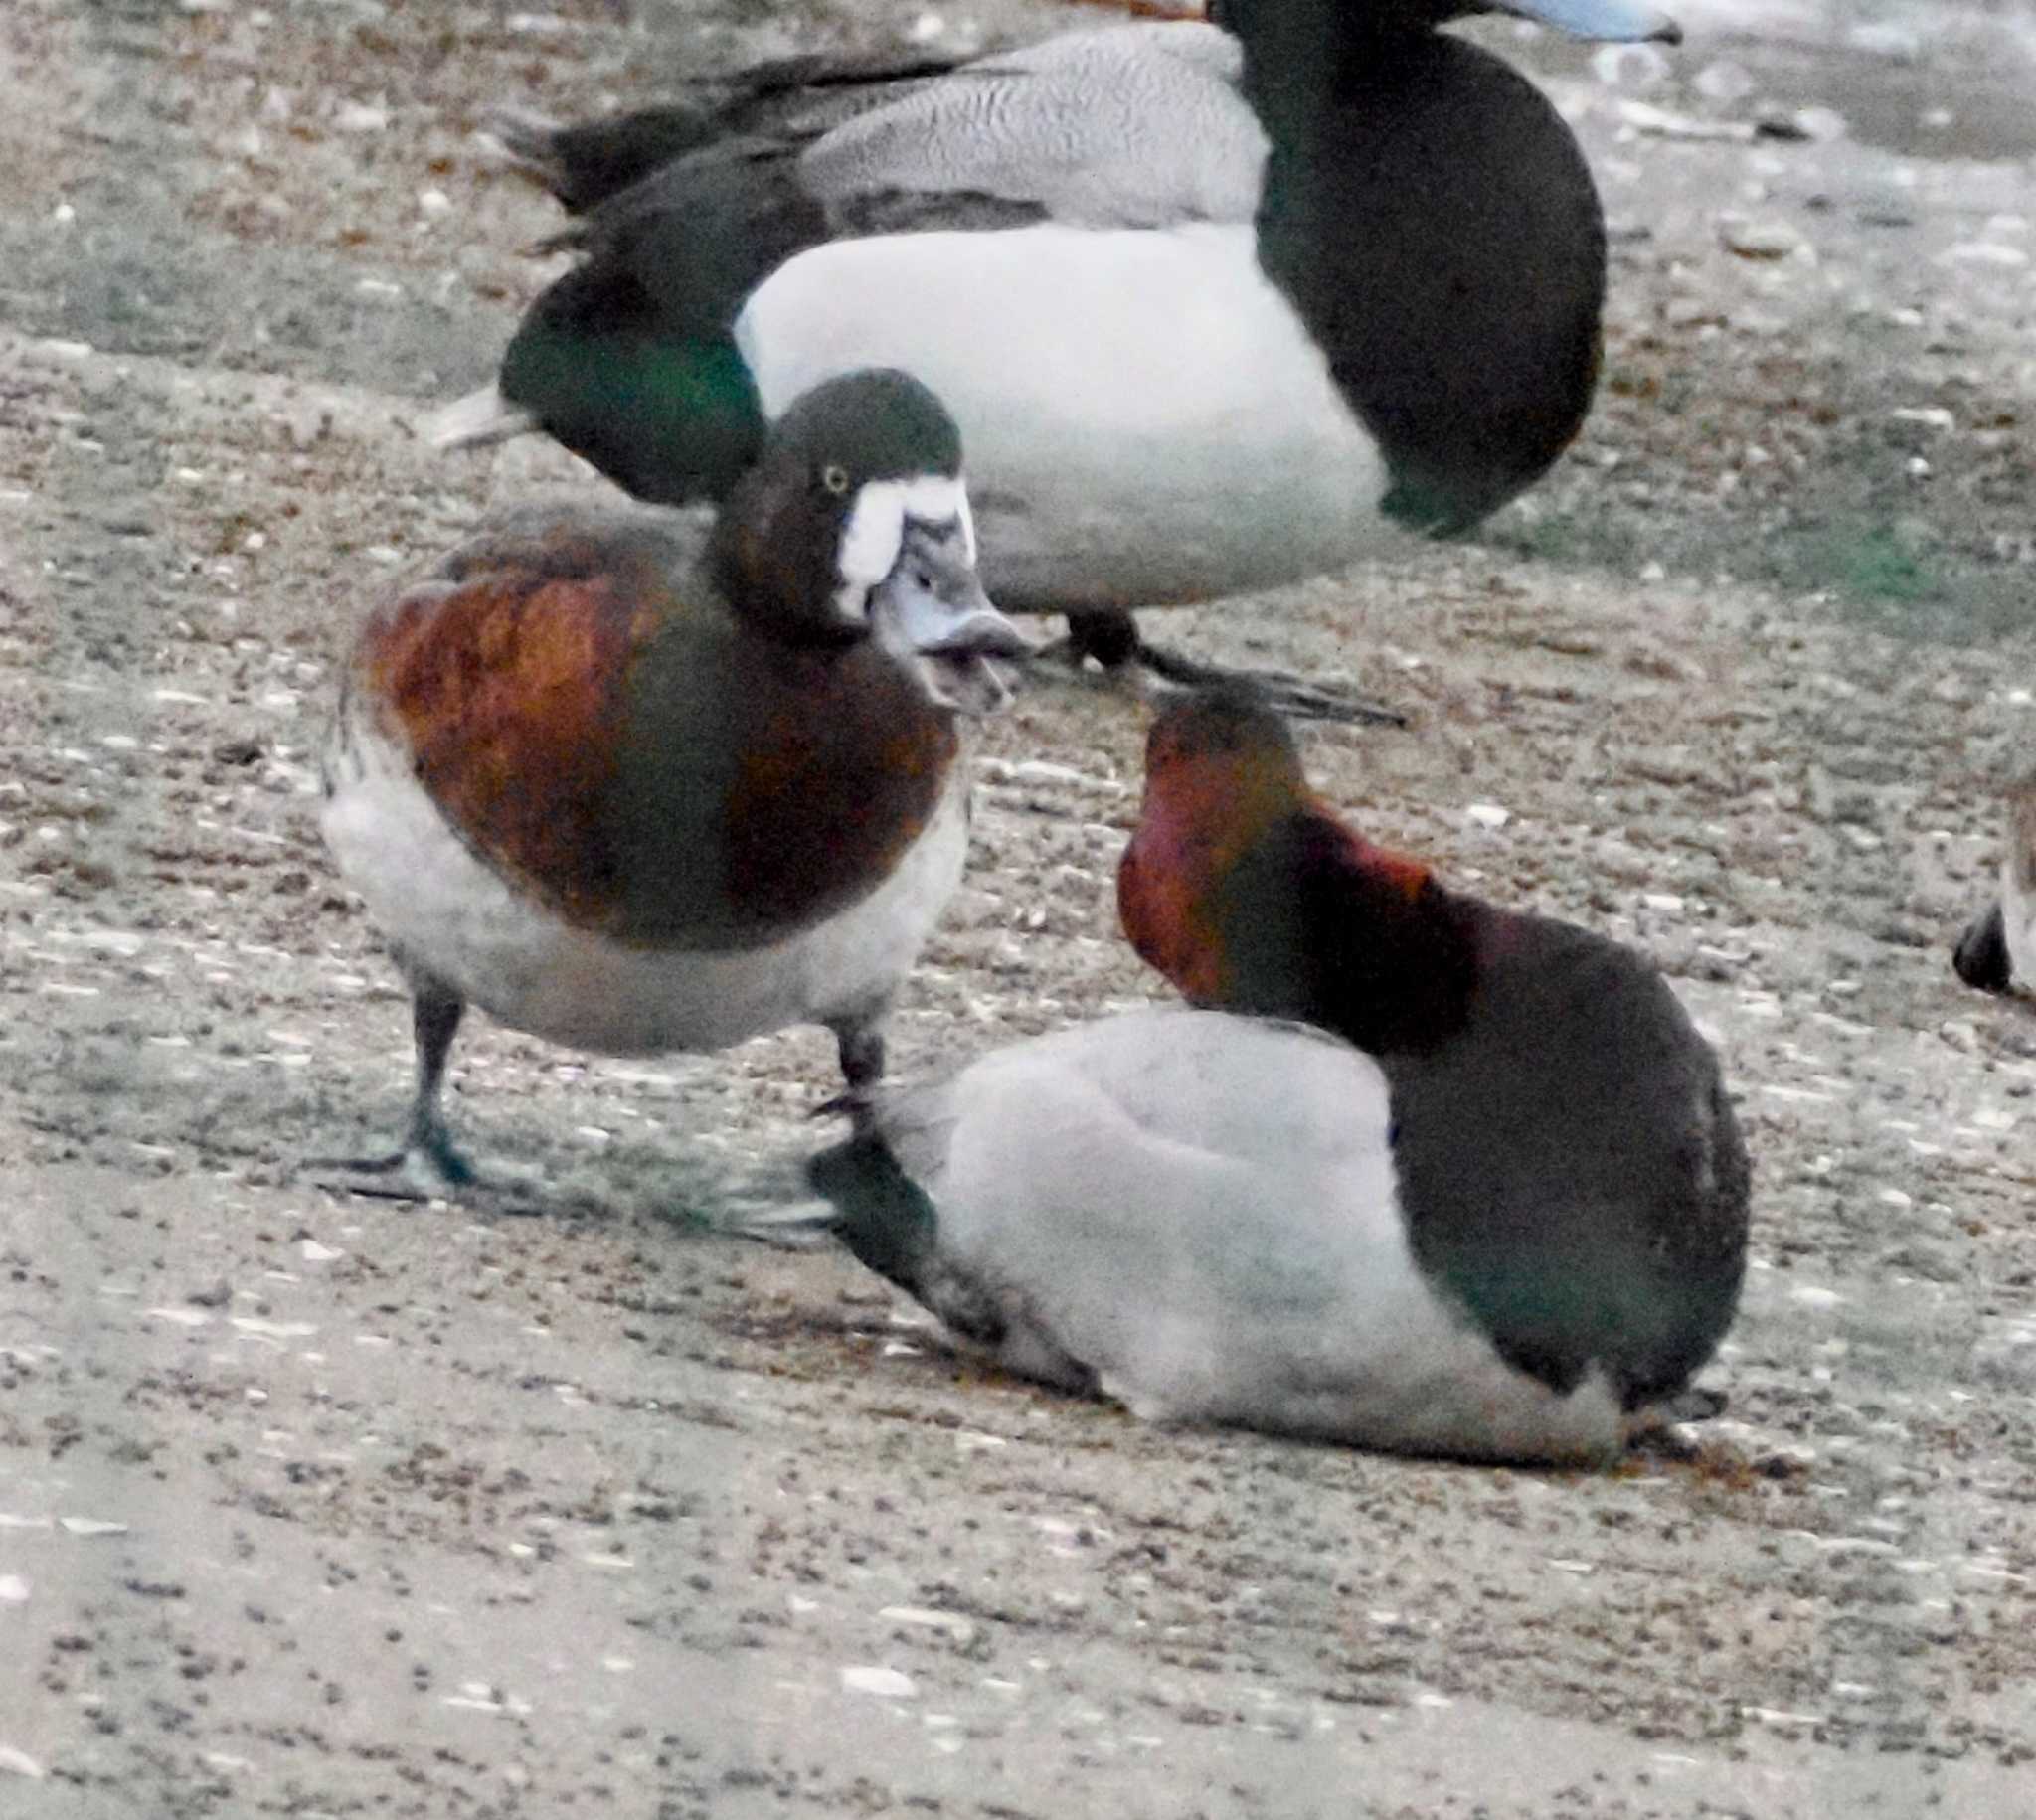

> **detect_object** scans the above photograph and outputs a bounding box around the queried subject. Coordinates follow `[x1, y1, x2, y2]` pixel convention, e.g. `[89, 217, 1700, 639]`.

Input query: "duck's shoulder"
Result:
[1465, 903, 1708, 1064]
[344, 505, 733, 931]
[350, 504, 716, 735]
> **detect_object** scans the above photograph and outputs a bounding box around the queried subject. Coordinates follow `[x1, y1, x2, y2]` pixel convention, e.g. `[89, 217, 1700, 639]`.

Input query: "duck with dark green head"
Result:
[439, 0, 1677, 721]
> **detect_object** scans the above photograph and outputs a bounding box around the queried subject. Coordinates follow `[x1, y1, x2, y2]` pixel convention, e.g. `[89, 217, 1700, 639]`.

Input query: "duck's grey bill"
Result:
[1499, 0, 1680, 44]
[875, 528, 1034, 661]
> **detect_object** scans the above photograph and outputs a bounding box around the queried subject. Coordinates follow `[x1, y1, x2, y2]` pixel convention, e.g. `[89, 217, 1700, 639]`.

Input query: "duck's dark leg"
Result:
[306, 970, 488, 1203]
[800, 1015, 890, 1128]
[1056, 608, 1410, 729]
[831, 1018, 887, 1104]
[729, 1015, 891, 1243]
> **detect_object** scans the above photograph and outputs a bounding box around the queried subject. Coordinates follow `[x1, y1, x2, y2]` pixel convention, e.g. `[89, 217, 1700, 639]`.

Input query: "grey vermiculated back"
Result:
[798, 25, 1265, 230]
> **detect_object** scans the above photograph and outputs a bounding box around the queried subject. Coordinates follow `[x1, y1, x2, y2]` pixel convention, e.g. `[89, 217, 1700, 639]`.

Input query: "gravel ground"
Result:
[2, 0, 2033, 1813]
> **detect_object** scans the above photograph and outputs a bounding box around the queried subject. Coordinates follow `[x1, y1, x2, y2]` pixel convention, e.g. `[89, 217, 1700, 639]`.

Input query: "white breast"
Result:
[922, 1009, 1628, 1463]
[735, 224, 1390, 612]
[321, 715, 971, 1058]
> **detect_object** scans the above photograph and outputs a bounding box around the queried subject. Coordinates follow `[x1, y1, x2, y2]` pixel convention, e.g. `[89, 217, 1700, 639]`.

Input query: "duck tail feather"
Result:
[477, 105, 567, 183]
[427, 384, 540, 451]
[723, 1197, 844, 1250]
[804, 1128, 937, 1290]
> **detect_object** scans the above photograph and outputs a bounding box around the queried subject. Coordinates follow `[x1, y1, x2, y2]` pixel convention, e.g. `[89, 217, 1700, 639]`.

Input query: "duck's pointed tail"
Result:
[803, 1128, 938, 1289]
[427, 383, 540, 451]
[477, 105, 568, 188]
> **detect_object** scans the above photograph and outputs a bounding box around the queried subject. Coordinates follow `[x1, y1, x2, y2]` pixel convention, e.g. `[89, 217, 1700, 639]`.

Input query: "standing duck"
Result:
[317, 369, 1028, 1198]
[802, 692, 1748, 1462]
[1952, 776, 2036, 1000]
[438, 0, 1677, 719]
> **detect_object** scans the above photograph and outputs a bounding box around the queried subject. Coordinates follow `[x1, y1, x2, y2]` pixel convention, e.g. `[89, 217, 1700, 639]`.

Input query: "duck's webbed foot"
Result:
[302, 972, 540, 1213]
[302, 1119, 484, 1206]
[810, 1018, 887, 1124]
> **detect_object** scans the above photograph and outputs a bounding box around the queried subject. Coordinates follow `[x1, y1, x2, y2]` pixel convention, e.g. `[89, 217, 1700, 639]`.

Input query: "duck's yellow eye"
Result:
[821, 464, 850, 496]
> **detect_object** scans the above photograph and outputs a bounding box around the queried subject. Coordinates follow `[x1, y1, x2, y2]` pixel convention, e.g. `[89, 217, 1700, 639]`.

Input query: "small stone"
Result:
[1784, 107, 1847, 143]
[1592, 43, 1671, 89]
[283, 407, 330, 450]
[1878, 1243, 1961, 1284]
[1943, 242, 2028, 269]
[1720, 216, 1804, 260]
[879, 1606, 977, 1644]
[1845, 22, 1920, 59]
[841, 1665, 917, 1699]
[1618, 99, 1752, 142]
[1754, 1451, 1809, 1481]
[1693, 59, 1755, 104]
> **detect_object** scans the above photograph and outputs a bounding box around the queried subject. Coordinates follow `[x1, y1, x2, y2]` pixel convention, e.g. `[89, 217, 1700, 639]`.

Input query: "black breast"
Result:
[1255, 35, 1608, 535]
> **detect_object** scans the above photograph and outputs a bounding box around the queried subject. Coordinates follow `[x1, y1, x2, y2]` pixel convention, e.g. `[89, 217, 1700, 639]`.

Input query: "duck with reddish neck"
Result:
[1119, 691, 1748, 1420]
[1118, 686, 1474, 1050]
[802, 690, 1748, 1464]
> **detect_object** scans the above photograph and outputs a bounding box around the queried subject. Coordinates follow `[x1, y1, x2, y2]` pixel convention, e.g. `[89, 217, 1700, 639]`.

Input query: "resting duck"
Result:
[803, 692, 1749, 1462]
[1952, 777, 2036, 1000]
[438, 0, 1678, 720]
[317, 370, 1028, 1197]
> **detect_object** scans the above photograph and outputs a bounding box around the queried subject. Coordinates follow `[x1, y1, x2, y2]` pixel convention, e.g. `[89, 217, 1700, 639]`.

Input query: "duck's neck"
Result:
[1251, 812, 1484, 1055]
[707, 472, 866, 652]
[1123, 781, 1485, 1055]
[1226, 0, 1437, 143]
